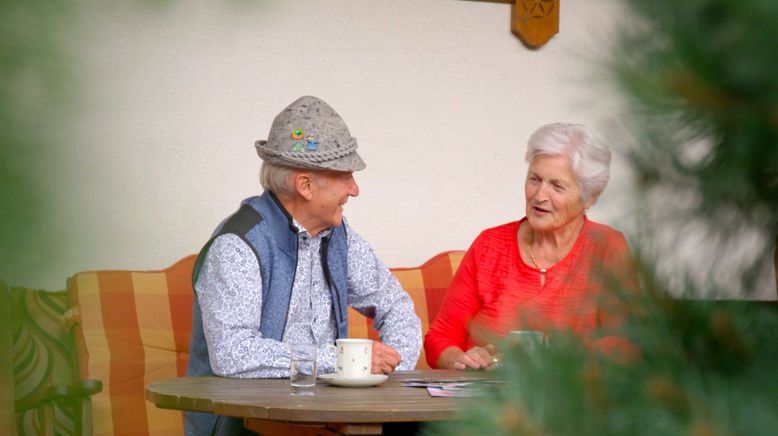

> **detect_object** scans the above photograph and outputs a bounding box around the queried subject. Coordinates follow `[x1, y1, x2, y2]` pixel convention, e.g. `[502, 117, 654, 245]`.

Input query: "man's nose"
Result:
[348, 176, 360, 197]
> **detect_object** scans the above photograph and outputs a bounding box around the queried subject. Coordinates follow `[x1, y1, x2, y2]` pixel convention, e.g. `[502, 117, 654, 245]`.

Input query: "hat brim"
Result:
[255, 140, 366, 172]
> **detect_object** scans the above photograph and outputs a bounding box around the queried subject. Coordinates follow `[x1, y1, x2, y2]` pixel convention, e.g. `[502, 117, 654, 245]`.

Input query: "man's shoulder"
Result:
[220, 203, 264, 236]
[209, 233, 255, 256]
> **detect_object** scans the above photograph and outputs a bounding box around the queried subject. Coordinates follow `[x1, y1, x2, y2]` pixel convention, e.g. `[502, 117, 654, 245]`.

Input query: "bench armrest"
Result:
[15, 379, 102, 412]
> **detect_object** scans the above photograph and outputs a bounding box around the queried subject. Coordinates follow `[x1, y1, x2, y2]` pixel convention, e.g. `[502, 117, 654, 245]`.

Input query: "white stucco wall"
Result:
[36, 0, 774, 299]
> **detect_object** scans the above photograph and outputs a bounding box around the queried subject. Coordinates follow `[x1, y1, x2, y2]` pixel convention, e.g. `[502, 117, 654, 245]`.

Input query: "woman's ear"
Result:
[294, 172, 314, 201]
[584, 193, 599, 211]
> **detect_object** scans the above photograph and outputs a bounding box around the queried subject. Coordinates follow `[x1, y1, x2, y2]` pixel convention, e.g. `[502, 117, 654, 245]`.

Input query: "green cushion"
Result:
[11, 288, 79, 435]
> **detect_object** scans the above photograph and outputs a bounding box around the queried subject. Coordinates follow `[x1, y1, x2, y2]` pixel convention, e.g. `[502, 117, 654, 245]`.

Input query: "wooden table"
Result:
[145, 370, 482, 435]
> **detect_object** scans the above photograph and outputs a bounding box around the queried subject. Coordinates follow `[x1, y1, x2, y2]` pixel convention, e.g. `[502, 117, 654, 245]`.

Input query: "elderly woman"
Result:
[424, 123, 633, 370]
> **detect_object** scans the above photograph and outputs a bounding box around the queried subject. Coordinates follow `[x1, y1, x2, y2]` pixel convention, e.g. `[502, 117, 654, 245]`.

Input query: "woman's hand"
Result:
[438, 344, 498, 370]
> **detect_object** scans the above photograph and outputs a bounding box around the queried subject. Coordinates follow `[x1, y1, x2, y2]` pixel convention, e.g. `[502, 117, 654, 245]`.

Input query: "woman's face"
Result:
[525, 154, 587, 233]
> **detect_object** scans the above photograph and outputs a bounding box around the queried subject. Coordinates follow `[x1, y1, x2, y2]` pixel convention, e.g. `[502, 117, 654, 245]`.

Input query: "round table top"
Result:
[145, 369, 482, 423]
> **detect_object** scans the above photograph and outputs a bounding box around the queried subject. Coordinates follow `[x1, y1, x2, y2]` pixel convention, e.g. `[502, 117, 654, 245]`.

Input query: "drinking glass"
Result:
[290, 343, 318, 395]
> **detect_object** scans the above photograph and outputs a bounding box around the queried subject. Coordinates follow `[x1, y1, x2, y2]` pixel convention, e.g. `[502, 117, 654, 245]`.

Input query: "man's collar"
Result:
[268, 190, 333, 239]
[267, 191, 298, 234]
[291, 218, 332, 239]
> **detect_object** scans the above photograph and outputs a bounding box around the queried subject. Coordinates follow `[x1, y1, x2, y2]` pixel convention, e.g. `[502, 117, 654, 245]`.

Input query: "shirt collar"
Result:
[291, 219, 332, 240]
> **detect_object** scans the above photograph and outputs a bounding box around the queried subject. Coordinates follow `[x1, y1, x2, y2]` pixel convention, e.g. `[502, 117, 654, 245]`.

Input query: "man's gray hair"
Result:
[525, 123, 611, 204]
[259, 161, 298, 198]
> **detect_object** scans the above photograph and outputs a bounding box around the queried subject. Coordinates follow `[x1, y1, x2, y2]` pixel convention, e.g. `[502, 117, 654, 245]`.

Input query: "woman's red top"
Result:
[424, 217, 633, 368]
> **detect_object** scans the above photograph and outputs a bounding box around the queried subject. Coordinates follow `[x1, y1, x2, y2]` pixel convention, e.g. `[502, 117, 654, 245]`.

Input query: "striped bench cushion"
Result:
[68, 256, 196, 436]
[68, 250, 464, 435]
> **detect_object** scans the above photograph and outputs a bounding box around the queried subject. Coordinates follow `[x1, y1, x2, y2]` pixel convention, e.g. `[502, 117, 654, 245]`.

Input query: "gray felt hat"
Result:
[255, 96, 366, 172]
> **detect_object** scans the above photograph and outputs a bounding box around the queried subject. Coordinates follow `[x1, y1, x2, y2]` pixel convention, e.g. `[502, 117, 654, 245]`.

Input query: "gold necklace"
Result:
[528, 245, 547, 281]
[526, 218, 584, 287]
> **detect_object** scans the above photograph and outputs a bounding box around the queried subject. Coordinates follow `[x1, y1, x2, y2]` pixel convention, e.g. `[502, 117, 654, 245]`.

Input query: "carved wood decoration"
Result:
[512, 0, 559, 48]
[469, 0, 559, 48]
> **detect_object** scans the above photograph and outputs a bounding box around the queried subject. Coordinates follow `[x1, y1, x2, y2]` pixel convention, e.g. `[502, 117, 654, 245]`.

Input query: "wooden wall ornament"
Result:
[511, 0, 559, 48]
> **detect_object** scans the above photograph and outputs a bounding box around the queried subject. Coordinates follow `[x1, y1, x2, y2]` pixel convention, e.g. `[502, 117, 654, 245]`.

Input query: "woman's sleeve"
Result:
[595, 232, 641, 361]
[596, 232, 637, 330]
[423, 236, 484, 368]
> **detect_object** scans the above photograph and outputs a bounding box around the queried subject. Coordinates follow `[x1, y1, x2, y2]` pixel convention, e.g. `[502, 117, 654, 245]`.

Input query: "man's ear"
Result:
[294, 172, 314, 201]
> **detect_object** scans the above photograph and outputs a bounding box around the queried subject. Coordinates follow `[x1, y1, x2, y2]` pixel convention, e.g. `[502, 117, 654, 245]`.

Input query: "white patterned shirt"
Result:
[196, 219, 422, 378]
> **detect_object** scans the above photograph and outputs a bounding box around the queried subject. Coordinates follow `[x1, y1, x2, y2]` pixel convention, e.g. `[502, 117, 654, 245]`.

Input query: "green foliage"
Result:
[426, 283, 778, 435]
[612, 0, 778, 289]
[0, 0, 75, 284]
[428, 0, 778, 434]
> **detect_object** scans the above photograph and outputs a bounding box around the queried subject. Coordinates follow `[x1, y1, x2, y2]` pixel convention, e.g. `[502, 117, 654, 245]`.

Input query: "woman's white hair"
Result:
[525, 123, 611, 205]
[259, 161, 298, 198]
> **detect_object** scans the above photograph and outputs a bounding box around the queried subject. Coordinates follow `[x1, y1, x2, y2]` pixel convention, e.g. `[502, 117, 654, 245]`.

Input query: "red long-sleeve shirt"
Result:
[424, 217, 632, 368]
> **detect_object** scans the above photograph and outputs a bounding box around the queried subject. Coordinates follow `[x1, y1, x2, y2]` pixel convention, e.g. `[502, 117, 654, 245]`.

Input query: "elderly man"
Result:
[185, 96, 422, 435]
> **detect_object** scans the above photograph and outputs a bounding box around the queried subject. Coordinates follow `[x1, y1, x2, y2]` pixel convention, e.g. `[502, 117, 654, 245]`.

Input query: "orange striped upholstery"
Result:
[68, 251, 464, 435]
[68, 256, 196, 436]
[349, 250, 465, 369]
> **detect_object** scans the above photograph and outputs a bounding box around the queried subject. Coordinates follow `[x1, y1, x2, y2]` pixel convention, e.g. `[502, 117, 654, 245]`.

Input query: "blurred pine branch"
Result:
[427, 0, 778, 434]
[613, 0, 778, 294]
[0, 0, 75, 284]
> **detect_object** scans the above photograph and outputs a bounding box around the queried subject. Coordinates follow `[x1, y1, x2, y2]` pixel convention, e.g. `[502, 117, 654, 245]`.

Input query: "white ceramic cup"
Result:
[335, 338, 372, 379]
